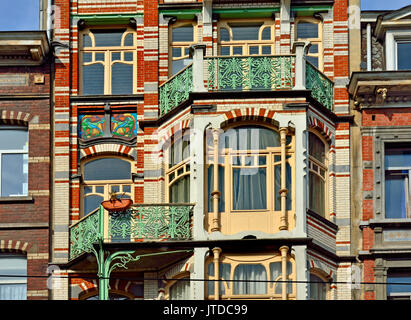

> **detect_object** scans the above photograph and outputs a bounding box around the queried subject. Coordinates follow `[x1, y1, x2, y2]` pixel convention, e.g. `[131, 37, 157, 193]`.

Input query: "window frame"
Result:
[308, 269, 330, 300]
[295, 17, 323, 71]
[0, 254, 27, 300]
[165, 130, 191, 203]
[165, 271, 191, 300]
[79, 27, 137, 95]
[308, 129, 329, 219]
[395, 39, 411, 71]
[205, 253, 296, 300]
[80, 155, 135, 217]
[206, 123, 295, 215]
[217, 19, 276, 56]
[0, 126, 29, 198]
[169, 20, 198, 77]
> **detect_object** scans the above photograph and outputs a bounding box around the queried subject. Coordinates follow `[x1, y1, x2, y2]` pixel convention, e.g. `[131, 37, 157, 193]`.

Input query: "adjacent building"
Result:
[0, 31, 51, 299]
[349, 4, 411, 300]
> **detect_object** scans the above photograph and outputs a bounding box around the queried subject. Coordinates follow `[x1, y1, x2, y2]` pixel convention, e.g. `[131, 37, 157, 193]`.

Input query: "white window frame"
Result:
[385, 29, 411, 70]
[0, 126, 28, 197]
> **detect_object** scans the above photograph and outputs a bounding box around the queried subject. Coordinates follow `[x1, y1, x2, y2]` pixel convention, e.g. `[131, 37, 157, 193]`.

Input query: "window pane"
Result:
[398, 42, 411, 70]
[309, 44, 318, 54]
[169, 278, 190, 300]
[112, 63, 133, 95]
[220, 46, 230, 56]
[172, 58, 192, 76]
[207, 165, 225, 212]
[170, 135, 190, 167]
[1, 154, 28, 197]
[83, 52, 92, 63]
[233, 168, 266, 210]
[309, 171, 325, 217]
[262, 46, 271, 55]
[83, 34, 92, 47]
[169, 175, 190, 203]
[0, 255, 27, 300]
[250, 46, 259, 55]
[261, 27, 271, 40]
[95, 53, 104, 62]
[309, 132, 325, 163]
[220, 28, 230, 41]
[84, 158, 131, 181]
[124, 52, 133, 62]
[387, 274, 411, 296]
[84, 194, 104, 215]
[233, 264, 267, 295]
[92, 29, 124, 47]
[385, 146, 411, 168]
[220, 126, 280, 151]
[172, 47, 181, 58]
[309, 274, 327, 300]
[231, 25, 260, 41]
[385, 174, 407, 219]
[0, 129, 28, 151]
[112, 52, 121, 61]
[172, 26, 193, 42]
[83, 64, 104, 95]
[207, 263, 230, 296]
[297, 22, 318, 38]
[123, 33, 134, 46]
[233, 47, 242, 55]
[306, 56, 319, 68]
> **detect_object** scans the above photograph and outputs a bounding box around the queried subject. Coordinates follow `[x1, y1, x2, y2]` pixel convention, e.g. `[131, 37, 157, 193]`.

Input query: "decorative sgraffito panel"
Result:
[111, 113, 137, 138]
[79, 114, 106, 139]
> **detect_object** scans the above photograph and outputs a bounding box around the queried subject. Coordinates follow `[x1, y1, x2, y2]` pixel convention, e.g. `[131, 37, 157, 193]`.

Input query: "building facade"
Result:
[48, 0, 358, 300]
[349, 4, 411, 300]
[0, 31, 51, 299]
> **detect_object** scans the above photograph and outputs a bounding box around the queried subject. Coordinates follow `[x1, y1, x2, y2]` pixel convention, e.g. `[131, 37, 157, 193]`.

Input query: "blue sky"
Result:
[0, 0, 410, 31]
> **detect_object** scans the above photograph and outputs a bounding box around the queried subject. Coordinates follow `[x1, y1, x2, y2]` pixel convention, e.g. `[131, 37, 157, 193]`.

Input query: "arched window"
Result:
[308, 131, 328, 218]
[207, 125, 293, 213]
[295, 18, 323, 70]
[169, 22, 197, 76]
[166, 130, 190, 203]
[309, 273, 328, 300]
[81, 157, 134, 216]
[168, 276, 191, 300]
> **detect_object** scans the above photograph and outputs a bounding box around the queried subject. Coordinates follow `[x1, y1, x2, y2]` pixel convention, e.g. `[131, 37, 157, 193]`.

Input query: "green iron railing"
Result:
[69, 204, 194, 260]
[109, 204, 193, 241]
[159, 64, 193, 117]
[206, 55, 294, 91]
[305, 61, 334, 111]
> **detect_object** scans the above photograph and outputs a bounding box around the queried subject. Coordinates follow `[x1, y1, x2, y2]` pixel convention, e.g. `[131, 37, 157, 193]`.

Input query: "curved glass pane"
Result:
[112, 63, 133, 95]
[83, 64, 104, 95]
[233, 264, 267, 295]
[84, 194, 104, 215]
[84, 158, 131, 181]
[123, 33, 134, 46]
[309, 132, 325, 163]
[169, 175, 190, 203]
[219, 126, 280, 151]
[261, 27, 271, 40]
[220, 28, 230, 41]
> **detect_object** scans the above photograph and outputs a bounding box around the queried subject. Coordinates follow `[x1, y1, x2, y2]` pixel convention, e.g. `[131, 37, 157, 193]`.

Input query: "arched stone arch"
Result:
[80, 143, 137, 160]
[307, 115, 334, 142]
[0, 239, 31, 253]
[220, 107, 280, 128]
[0, 109, 35, 126]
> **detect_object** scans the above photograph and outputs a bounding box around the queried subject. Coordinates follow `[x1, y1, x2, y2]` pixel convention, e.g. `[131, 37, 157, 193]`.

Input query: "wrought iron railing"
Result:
[109, 203, 193, 242]
[69, 207, 101, 260]
[69, 204, 194, 260]
[206, 55, 294, 91]
[305, 61, 334, 111]
[159, 64, 193, 117]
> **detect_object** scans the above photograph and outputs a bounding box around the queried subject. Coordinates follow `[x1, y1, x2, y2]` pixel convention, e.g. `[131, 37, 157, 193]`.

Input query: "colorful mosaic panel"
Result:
[111, 113, 137, 138]
[79, 114, 106, 139]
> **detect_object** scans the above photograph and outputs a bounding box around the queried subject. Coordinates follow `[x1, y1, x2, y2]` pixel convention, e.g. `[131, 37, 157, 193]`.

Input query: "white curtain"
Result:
[169, 278, 190, 300]
[233, 264, 267, 295]
[0, 284, 26, 300]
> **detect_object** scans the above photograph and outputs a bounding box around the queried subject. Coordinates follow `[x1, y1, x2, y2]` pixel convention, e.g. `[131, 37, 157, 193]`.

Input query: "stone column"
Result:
[212, 247, 222, 300]
[280, 246, 289, 300]
[189, 44, 207, 93]
[292, 41, 310, 90]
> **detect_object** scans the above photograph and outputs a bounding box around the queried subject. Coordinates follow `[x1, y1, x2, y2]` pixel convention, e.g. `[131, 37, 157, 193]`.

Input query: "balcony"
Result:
[69, 203, 194, 260]
[159, 43, 334, 118]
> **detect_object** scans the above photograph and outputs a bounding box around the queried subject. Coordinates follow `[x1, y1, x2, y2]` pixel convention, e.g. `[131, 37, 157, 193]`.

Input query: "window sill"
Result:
[0, 196, 34, 203]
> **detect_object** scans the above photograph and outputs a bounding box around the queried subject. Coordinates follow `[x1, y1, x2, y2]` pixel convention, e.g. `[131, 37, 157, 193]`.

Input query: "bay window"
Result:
[308, 131, 328, 218]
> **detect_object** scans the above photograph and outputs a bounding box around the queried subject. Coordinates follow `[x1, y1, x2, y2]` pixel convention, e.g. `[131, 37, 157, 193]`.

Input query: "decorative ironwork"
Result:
[305, 61, 334, 111]
[206, 55, 294, 91]
[109, 204, 193, 241]
[69, 208, 101, 259]
[159, 64, 193, 117]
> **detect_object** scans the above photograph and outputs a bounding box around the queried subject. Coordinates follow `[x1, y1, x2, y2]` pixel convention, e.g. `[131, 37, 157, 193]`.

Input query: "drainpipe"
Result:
[212, 247, 222, 300]
[366, 23, 372, 71]
[211, 129, 220, 232]
[279, 128, 288, 230]
[280, 246, 289, 300]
